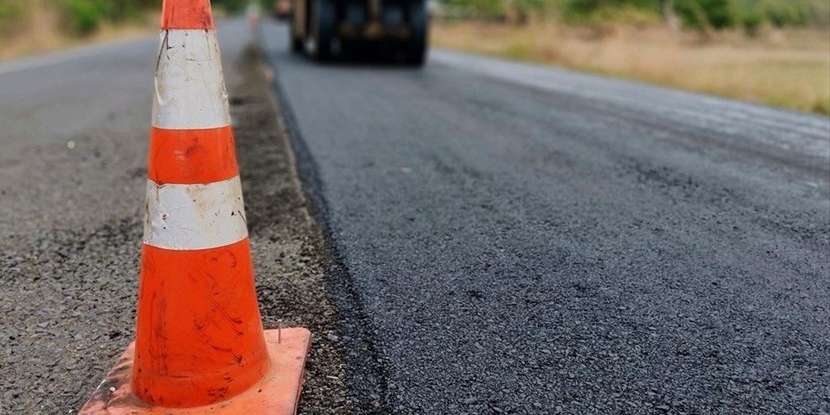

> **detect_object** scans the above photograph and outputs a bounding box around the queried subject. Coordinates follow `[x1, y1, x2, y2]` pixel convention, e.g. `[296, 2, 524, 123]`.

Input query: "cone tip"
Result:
[161, 0, 215, 30]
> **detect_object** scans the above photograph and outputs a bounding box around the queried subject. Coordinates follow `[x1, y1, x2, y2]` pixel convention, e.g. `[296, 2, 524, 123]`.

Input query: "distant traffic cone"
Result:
[79, 0, 311, 413]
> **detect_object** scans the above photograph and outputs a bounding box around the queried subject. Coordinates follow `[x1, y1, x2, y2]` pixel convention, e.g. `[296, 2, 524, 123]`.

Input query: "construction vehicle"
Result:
[290, 0, 428, 66]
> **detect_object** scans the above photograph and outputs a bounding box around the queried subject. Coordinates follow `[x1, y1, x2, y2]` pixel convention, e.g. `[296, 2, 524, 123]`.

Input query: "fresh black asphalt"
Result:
[259, 20, 830, 414]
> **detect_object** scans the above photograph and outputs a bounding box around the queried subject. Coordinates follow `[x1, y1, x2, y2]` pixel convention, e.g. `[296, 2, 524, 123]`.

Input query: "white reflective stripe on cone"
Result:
[144, 176, 248, 250]
[152, 29, 231, 130]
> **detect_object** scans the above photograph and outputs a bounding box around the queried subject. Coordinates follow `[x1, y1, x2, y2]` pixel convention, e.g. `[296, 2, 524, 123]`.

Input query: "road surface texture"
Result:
[0, 20, 350, 414]
[258, 20, 830, 415]
[1, 16, 829, 415]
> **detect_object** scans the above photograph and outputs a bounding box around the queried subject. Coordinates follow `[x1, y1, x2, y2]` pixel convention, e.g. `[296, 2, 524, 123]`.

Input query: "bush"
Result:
[762, 2, 807, 28]
[63, 0, 108, 35]
[438, 0, 823, 30]
[740, 10, 763, 35]
[0, 0, 19, 20]
[57, 0, 166, 36]
[563, 0, 660, 24]
[512, 0, 551, 22]
[675, 0, 738, 29]
[444, 0, 508, 20]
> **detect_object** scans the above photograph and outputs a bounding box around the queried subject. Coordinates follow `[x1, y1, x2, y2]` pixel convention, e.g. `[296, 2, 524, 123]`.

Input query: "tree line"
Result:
[0, 0, 259, 37]
[1, 0, 826, 39]
[442, 0, 830, 32]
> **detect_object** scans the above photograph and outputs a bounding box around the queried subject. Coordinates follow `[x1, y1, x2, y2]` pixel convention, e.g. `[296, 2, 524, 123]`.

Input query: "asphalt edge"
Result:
[253, 29, 393, 415]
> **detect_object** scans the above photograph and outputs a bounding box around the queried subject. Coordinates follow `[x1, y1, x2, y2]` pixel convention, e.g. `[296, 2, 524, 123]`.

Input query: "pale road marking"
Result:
[0, 36, 153, 77]
[152, 29, 232, 130]
[144, 176, 248, 251]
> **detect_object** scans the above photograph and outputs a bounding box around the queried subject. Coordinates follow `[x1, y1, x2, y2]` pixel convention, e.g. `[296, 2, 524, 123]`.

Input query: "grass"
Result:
[0, 0, 156, 62]
[431, 21, 830, 116]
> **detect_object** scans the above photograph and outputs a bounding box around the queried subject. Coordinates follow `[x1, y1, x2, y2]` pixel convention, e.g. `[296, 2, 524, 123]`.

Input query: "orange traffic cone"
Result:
[79, 0, 311, 413]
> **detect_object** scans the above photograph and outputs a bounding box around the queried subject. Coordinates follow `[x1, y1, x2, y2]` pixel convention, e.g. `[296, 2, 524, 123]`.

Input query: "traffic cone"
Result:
[79, 0, 311, 413]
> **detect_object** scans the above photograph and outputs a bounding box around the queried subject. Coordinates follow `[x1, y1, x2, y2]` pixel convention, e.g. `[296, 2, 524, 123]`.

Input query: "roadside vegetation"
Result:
[434, 0, 830, 115]
[1, 0, 152, 60]
[0, 0, 265, 61]
[2, 0, 827, 115]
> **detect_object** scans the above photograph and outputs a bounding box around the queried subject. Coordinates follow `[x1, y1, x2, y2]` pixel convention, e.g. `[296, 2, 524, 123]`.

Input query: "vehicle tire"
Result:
[291, 36, 304, 53]
[405, 0, 428, 66]
[311, 0, 336, 61]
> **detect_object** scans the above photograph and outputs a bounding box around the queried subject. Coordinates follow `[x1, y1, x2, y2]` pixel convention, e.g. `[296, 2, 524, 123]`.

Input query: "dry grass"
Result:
[432, 21, 830, 115]
[0, 1, 156, 62]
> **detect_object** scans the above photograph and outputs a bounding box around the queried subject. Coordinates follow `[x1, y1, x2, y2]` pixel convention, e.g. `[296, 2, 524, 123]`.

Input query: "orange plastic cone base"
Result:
[79, 328, 311, 415]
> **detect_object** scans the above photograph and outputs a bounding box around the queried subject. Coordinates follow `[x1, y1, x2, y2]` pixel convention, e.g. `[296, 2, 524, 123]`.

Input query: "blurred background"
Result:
[1, 0, 828, 115]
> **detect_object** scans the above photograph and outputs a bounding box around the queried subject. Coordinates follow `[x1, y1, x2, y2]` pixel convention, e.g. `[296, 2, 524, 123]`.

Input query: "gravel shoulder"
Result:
[232, 44, 351, 415]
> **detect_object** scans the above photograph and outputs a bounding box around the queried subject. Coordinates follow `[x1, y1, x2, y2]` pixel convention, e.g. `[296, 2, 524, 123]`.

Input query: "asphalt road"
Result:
[259, 20, 830, 414]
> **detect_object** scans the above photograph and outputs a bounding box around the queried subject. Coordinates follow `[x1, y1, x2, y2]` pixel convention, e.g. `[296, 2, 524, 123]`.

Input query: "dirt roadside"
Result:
[230, 45, 352, 414]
